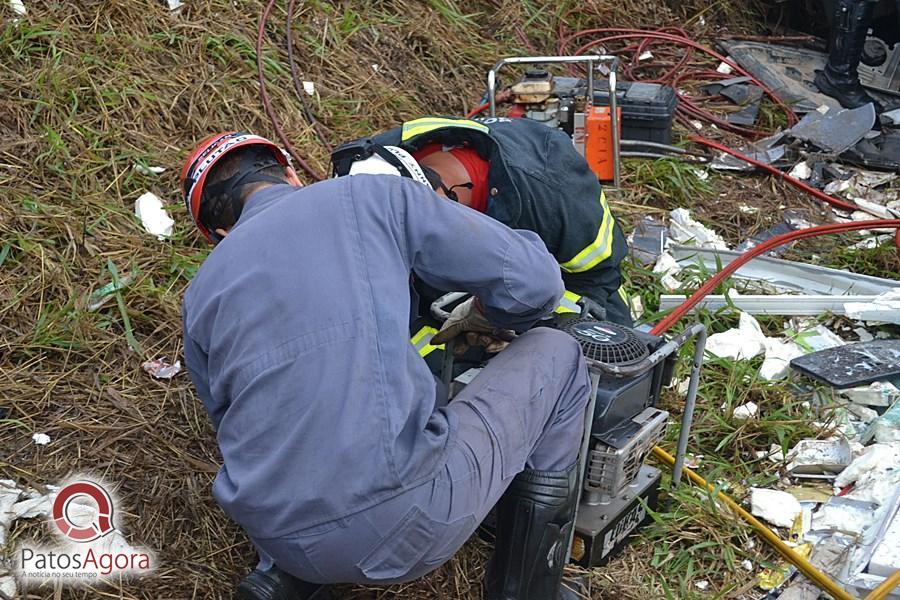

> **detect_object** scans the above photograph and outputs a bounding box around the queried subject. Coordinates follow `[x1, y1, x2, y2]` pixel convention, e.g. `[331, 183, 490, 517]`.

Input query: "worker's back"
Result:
[182, 174, 562, 539]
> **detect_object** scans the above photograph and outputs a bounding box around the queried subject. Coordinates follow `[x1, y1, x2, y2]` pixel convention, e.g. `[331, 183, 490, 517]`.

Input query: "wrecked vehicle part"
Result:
[719, 40, 896, 114]
[658, 293, 881, 316]
[718, 40, 842, 114]
[670, 245, 898, 296]
[790, 340, 900, 389]
[788, 103, 876, 154]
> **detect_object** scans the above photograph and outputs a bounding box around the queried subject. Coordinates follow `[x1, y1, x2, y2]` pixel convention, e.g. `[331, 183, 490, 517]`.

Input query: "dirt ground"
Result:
[2, 1, 897, 599]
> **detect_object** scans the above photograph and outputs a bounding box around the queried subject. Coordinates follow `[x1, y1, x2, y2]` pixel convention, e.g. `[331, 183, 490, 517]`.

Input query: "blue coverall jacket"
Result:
[182, 176, 563, 539]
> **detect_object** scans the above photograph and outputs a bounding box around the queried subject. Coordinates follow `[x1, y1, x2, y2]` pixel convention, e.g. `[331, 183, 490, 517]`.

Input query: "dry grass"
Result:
[2, 1, 894, 599]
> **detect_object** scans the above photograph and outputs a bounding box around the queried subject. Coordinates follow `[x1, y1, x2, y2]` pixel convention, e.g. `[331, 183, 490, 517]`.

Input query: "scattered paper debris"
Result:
[757, 543, 813, 590]
[31, 432, 50, 445]
[751, 487, 802, 528]
[732, 401, 759, 420]
[167, 0, 183, 12]
[707, 312, 766, 360]
[834, 443, 900, 506]
[303, 81, 315, 96]
[652, 252, 683, 291]
[0, 575, 16, 599]
[760, 336, 804, 381]
[690, 120, 703, 130]
[738, 204, 758, 214]
[638, 51, 654, 61]
[788, 161, 812, 180]
[742, 559, 754, 571]
[371, 63, 381, 73]
[691, 167, 709, 182]
[668, 208, 729, 250]
[716, 62, 733, 74]
[629, 294, 644, 321]
[135, 192, 174, 240]
[142, 358, 182, 379]
[9, 0, 26, 15]
[694, 580, 709, 590]
[133, 163, 166, 175]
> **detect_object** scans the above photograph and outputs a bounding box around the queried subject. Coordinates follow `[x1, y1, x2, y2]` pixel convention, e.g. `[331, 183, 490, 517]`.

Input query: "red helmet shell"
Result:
[180, 132, 289, 243]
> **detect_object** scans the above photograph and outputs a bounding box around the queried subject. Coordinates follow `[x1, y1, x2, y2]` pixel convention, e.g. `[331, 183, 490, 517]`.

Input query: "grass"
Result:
[1, 1, 896, 599]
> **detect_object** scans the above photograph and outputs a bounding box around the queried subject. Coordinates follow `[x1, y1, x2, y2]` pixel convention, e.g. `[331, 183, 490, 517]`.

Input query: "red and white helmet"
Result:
[180, 131, 290, 243]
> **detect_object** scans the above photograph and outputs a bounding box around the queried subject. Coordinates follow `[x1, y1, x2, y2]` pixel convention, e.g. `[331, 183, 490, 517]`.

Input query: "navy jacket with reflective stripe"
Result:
[373, 117, 628, 307]
[181, 177, 562, 537]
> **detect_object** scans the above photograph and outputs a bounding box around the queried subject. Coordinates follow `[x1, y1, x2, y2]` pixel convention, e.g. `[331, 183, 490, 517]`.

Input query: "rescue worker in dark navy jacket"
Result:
[180, 132, 592, 600]
[366, 116, 631, 366]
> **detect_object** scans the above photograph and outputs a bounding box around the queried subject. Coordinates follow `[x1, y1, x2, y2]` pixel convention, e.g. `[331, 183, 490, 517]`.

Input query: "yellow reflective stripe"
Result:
[618, 286, 629, 303]
[559, 191, 615, 274]
[410, 326, 444, 358]
[401, 117, 489, 142]
[554, 290, 582, 314]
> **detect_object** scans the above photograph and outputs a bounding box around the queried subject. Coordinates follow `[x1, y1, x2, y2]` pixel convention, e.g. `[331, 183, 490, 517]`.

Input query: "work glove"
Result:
[431, 297, 516, 356]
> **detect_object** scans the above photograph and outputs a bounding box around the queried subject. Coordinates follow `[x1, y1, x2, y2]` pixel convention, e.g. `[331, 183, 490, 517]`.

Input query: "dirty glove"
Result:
[431, 297, 515, 356]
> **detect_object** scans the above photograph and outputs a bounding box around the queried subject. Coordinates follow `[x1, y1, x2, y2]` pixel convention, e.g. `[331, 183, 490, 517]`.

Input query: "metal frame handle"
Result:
[486, 55, 621, 187]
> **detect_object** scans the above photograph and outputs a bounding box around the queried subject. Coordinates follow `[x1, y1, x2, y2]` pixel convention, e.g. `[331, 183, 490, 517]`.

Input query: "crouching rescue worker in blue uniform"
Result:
[360, 116, 630, 366]
[180, 132, 592, 599]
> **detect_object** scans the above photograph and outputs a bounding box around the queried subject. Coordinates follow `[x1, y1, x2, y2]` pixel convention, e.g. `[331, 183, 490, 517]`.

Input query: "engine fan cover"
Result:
[561, 318, 650, 365]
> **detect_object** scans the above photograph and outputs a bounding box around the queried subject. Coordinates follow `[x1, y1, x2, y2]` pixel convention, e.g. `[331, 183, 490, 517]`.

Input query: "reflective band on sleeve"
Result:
[554, 290, 583, 314]
[410, 326, 445, 357]
[618, 286, 629, 303]
[401, 118, 489, 142]
[559, 191, 615, 274]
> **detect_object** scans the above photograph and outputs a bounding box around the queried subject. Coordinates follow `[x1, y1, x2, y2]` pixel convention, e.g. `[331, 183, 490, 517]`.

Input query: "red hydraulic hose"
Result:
[691, 135, 863, 214]
[651, 219, 900, 336]
[466, 102, 489, 119]
[256, 0, 323, 181]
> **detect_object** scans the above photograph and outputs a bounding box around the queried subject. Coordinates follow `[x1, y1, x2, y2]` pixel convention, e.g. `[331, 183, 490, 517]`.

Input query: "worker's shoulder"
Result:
[483, 119, 594, 192]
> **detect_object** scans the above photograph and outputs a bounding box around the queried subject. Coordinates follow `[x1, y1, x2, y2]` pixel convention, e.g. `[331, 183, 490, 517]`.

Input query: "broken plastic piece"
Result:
[790, 340, 900, 389]
[786, 438, 852, 478]
[841, 381, 900, 408]
[751, 487, 803, 528]
[135, 192, 174, 240]
[669, 208, 729, 250]
[844, 289, 900, 325]
[628, 216, 667, 265]
[9, 0, 25, 15]
[788, 103, 876, 154]
[813, 496, 879, 536]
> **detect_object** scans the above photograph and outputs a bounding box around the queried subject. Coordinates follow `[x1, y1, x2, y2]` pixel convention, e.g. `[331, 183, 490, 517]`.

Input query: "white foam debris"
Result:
[134, 192, 174, 240]
[31, 432, 50, 445]
[751, 487, 802, 528]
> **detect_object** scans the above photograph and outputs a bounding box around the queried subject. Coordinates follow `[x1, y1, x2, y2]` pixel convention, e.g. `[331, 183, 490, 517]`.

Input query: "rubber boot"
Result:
[485, 463, 582, 600]
[814, 0, 884, 113]
[235, 565, 330, 600]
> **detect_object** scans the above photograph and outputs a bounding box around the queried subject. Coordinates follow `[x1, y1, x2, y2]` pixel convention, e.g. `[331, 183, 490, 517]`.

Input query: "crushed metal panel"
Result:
[719, 40, 840, 113]
[670, 245, 898, 295]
